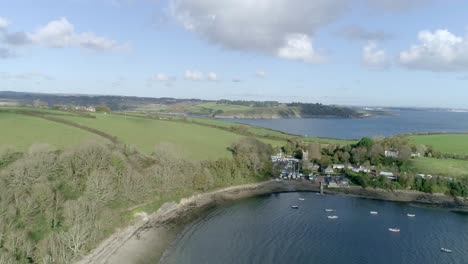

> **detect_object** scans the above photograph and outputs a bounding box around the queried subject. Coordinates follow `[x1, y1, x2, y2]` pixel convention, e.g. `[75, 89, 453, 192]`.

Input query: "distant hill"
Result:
[0, 91, 367, 118]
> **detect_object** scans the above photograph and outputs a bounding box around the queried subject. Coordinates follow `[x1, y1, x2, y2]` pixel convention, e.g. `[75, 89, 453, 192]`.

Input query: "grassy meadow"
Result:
[58, 113, 272, 160]
[0, 107, 286, 160]
[411, 157, 468, 178]
[408, 134, 468, 155]
[0, 110, 102, 151]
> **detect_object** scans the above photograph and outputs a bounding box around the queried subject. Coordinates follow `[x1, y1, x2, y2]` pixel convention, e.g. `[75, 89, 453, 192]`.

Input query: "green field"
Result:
[59, 113, 285, 160]
[408, 134, 468, 155]
[0, 108, 287, 160]
[0, 111, 102, 151]
[194, 102, 254, 112]
[411, 157, 468, 178]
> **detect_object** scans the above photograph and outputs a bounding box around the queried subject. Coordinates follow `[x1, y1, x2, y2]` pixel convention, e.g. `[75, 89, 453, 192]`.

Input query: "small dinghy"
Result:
[327, 215, 338, 219]
[299, 198, 305, 201]
[388, 228, 400, 232]
[370, 211, 378, 215]
[440, 248, 452, 253]
[325, 209, 335, 212]
[407, 214, 416, 217]
[291, 205, 299, 209]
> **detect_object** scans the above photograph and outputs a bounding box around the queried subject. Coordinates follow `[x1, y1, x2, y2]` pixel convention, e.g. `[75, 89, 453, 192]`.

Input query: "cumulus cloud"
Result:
[362, 42, 390, 69]
[399, 30, 468, 72]
[153, 73, 170, 82]
[184, 70, 204, 81]
[277, 34, 325, 63]
[256, 71, 267, 78]
[206, 72, 218, 81]
[169, 0, 346, 62]
[148, 73, 176, 87]
[0, 17, 9, 30]
[28, 17, 122, 51]
[338, 26, 392, 41]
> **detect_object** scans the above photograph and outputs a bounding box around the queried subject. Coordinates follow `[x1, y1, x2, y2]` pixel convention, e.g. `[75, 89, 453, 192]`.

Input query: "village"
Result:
[271, 147, 440, 189]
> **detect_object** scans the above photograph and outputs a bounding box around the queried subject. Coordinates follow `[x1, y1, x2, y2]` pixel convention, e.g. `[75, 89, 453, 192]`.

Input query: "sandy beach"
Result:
[76, 180, 468, 264]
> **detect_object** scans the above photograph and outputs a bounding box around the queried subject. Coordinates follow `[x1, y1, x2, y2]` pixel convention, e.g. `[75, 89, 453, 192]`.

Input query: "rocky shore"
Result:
[76, 180, 468, 264]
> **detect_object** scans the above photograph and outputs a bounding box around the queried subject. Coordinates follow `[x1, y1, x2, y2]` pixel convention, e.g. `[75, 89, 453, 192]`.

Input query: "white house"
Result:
[378, 171, 398, 180]
[322, 166, 334, 174]
[332, 164, 345, 170]
[385, 149, 399, 158]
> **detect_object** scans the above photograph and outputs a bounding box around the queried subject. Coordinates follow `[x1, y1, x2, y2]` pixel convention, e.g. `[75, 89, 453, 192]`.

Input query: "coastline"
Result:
[76, 180, 468, 264]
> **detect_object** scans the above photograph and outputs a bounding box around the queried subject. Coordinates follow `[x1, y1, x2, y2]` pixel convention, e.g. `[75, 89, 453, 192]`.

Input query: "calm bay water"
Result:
[222, 110, 468, 139]
[162, 193, 468, 264]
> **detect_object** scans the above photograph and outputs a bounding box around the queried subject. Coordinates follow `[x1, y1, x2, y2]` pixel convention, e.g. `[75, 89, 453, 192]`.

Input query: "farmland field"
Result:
[407, 134, 468, 155]
[58, 113, 261, 160]
[0, 109, 287, 160]
[0, 110, 102, 150]
[411, 157, 468, 178]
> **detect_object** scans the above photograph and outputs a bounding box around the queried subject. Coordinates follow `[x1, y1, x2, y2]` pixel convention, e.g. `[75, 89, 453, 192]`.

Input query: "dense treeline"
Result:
[216, 100, 281, 108]
[0, 91, 203, 111]
[282, 136, 412, 169]
[0, 138, 273, 263]
[347, 171, 468, 197]
[288, 103, 361, 118]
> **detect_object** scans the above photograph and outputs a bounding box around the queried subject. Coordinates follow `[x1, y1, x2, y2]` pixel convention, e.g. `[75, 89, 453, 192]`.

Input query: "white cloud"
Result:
[277, 34, 325, 63]
[170, 0, 346, 62]
[153, 73, 170, 82]
[184, 70, 219, 81]
[256, 71, 267, 78]
[362, 42, 390, 69]
[0, 17, 9, 30]
[184, 70, 204, 81]
[399, 29, 468, 72]
[28, 17, 122, 51]
[207, 72, 218, 81]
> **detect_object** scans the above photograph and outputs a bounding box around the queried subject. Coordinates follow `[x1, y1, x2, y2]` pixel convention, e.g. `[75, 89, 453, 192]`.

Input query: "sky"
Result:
[1, 0, 468, 108]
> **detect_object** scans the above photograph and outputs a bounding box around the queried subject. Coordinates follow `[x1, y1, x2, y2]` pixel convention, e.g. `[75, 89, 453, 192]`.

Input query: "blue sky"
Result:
[1, 0, 468, 108]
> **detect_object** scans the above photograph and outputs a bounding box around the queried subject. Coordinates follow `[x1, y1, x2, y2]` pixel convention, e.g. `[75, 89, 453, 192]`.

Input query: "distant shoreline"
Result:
[76, 180, 467, 264]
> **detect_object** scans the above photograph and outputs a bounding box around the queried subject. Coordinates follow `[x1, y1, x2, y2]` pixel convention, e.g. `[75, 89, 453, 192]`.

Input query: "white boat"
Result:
[407, 214, 416, 217]
[388, 228, 400, 232]
[299, 198, 305, 201]
[370, 211, 378, 215]
[327, 215, 338, 219]
[291, 205, 299, 209]
[440, 248, 452, 253]
[325, 209, 335, 212]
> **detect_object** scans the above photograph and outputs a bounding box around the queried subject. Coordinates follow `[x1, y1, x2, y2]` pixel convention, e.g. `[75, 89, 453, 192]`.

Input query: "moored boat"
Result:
[327, 215, 338, 219]
[440, 248, 452, 253]
[299, 198, 305, 201]
[407, 214, 416, 217]
[325, 209, 335, 212]
[370, 211, 378, 215]
[388, 228, 400, 232]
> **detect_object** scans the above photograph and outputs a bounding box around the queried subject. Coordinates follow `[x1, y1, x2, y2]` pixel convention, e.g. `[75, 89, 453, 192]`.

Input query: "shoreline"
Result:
[76, 180, 468, 264]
